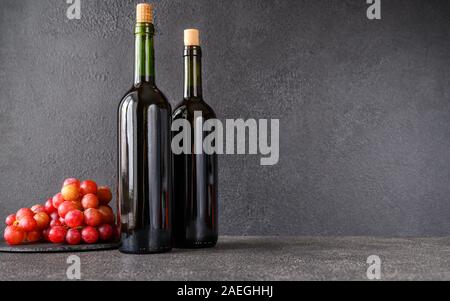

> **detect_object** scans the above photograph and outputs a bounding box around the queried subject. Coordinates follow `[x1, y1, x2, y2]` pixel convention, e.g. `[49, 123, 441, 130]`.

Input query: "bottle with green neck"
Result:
[172, 29, 218, 248]
[117, 3, 172, 254]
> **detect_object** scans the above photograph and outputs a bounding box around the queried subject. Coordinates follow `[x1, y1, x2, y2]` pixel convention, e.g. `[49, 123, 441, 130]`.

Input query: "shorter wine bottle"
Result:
[172, 29, 218, 248]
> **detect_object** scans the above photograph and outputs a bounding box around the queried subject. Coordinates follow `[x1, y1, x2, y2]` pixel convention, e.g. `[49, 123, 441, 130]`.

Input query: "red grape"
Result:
[48, 226, 67, 243]
[33, 212, 50, 230]
[4, 226, 25, 245]
[58, 201, 78, 218]
[61, 183, 80, 202]
[65, 210, 84, 228]
[45, 198, 57, 214]
[66, 228, 82, 245]
[98, 205, 115, 225]
[97, 186, 112, 205]
[80, 180, 97, 195]
[71, 201, 83, 211]
[98, 224, 113, 241]
[63, 178, 80, 188]
[42, 228, 50, 242]
[31, 204, 45, 214]
[5, 214, 16, 226]
[17, 215, 37, 232]
[81, 193, 99, 209]
[26, 230, 41, 243]
[16, 208, 34, 220]
[84, 208, 102, 227]
[49, 211, 59, 221]
[81, 226, 99, 244]
[52, 193, 65, 209]
[50, 219, 62, 227]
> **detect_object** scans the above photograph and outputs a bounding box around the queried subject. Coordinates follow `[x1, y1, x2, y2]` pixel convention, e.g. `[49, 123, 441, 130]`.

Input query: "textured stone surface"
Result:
[0, 1, 450, 236]
[0, 236, 449, 281]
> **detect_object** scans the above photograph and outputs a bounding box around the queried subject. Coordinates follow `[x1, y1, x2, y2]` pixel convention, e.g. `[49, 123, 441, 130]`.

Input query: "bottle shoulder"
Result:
[120, 83, 171, 110]
[173, 98, 216, 119]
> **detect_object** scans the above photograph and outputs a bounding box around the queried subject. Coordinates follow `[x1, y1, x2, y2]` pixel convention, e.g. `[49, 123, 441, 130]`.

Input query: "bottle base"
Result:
[120, 231, 172, 254]
[174, 240, 217, 249]
[119, 246, 172, 254]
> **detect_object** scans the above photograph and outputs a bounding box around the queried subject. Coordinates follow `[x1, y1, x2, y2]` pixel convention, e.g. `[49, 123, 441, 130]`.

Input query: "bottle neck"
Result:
[134, 23, 155, 85]
[184, 46, 203, 99]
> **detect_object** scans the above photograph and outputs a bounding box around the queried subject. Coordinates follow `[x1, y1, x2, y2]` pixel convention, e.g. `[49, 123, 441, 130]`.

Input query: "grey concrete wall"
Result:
[1, 0, 449, 236]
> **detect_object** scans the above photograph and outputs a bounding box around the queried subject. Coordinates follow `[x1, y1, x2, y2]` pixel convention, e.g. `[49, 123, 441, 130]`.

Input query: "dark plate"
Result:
[0, 241, 120, 253]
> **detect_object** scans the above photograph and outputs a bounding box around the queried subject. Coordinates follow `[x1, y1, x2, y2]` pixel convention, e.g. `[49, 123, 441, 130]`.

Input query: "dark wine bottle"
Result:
[117, 3, 172, 254]
[172, 29, 218, 248]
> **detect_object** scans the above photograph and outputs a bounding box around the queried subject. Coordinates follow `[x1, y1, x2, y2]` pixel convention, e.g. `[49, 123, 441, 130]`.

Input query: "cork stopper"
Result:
[184, 29, 200, 46]
[136, 3, 153, 23]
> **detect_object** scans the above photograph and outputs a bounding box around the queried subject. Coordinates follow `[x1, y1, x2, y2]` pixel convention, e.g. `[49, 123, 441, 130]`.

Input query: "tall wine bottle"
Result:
[173, 29, 218, 248]
[117, 3, 172, 254]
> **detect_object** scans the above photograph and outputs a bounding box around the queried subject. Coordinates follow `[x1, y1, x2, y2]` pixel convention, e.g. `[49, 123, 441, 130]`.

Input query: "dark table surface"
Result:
[1, 236, 449, 281]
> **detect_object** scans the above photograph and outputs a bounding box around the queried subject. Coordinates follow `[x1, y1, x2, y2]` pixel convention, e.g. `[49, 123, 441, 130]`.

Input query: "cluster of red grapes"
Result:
[3, 178, 118, 246]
